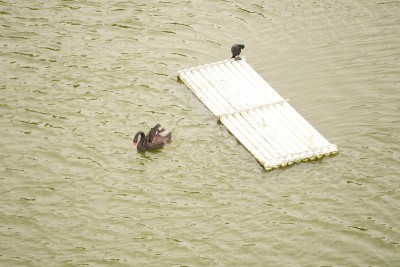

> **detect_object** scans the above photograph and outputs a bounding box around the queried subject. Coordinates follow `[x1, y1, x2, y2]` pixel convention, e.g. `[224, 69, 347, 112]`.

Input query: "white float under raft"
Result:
[178, 58, 338, 170]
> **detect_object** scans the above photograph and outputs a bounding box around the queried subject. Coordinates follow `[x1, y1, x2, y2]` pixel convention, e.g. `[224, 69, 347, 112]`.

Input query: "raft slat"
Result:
[178, 58, 338, 170]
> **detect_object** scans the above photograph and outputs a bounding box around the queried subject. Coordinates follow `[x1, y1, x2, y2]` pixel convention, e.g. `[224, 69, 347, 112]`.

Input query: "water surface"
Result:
[1, 0, 399, 266]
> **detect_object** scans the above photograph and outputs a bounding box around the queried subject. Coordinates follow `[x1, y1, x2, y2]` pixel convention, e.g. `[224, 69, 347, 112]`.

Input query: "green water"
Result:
[1, 0, 399, 266]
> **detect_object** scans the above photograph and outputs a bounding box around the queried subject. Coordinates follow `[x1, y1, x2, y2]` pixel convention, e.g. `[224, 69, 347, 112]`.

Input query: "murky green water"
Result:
[1, 0, 399, 266]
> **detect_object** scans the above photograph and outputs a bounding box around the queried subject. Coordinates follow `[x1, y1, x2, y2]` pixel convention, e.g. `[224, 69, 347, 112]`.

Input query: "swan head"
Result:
[133, 131, 143, 148]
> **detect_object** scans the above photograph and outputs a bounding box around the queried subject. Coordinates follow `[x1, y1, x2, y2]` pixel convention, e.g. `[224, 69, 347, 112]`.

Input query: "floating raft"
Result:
[178, 58, 338, 170]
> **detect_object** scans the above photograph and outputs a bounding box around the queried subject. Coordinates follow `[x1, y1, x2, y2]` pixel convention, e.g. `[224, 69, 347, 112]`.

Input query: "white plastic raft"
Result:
[178, 58, 338, 170]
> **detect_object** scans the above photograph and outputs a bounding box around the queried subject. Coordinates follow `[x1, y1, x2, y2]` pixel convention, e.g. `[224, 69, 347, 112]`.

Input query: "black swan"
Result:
[231, 44, 245, 60]
[133, 126, 172, 152]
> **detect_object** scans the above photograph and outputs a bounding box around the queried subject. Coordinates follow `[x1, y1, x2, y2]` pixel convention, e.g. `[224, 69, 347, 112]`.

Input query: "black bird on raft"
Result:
[231, 44, 245, 60]
[133, 124, 172, 152]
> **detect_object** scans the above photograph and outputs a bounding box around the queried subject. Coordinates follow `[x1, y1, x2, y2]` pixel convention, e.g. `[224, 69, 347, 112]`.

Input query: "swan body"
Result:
[133, 124, 171, 152]
[147, 123, 165, 143]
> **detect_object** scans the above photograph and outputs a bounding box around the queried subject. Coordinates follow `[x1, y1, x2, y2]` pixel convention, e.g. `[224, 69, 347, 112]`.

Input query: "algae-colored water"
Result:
[1, 0, 399, 266]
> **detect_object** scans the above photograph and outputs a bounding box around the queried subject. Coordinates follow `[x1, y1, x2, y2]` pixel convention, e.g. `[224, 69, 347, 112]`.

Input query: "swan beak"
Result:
[133, 142, 137, 148]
